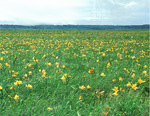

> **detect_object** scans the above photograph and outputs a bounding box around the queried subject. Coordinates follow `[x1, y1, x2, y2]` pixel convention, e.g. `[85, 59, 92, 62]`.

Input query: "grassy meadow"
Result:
[0, 29, 149, 115]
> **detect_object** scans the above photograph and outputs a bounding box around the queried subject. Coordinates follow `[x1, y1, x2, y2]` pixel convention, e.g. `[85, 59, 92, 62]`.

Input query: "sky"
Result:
[0, 0, 149, 25]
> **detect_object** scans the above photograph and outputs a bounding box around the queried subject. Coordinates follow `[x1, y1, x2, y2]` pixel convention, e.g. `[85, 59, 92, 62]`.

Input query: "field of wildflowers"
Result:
[0, 29, 149, 115]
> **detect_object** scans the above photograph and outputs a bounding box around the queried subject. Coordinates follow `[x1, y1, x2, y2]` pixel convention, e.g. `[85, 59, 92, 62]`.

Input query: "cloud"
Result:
[0, 17, 11, 21]
[125, 1, 137, 8]
[0, 0, 149, 25]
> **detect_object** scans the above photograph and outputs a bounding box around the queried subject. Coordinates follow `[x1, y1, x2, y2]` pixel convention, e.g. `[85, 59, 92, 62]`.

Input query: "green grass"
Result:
[0, 29, 149, 116]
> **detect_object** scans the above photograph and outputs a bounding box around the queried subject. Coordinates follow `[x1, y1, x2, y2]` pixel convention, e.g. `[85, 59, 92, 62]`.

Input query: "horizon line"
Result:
[0, 24, 150, 26]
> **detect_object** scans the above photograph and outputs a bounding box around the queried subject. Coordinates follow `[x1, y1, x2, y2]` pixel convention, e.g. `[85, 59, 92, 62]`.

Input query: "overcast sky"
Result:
[0, 0, 149, 25]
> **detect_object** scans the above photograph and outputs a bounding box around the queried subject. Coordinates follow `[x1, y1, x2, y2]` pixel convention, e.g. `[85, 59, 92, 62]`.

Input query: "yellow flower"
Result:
[82, 54, 86, 57]
[131, 84, 138, 90]
[24, 74, 28, 78]
[112, 91, 118, 96]
[143, 65, 147, 68]
[18, 81, 22, 84]
[103, 107, 109, 115]
[142, 71, 147, 75]
[99, 91, 105, 95]
[64, 74, 67, 77]
[124, 68, 127, 71]
[119, 77, 123, 81]
[112, 79, 117, 82]
[79, 85, 86, 90]
[120, 88, 122, 91]
[79, 96, 83, 100]
[100, 73, 105, 77]
[96, 59, 99, 62]
[62, 64, 65, 68]
[43, 76, 47, 79]
[96, 95, 100, 98]
[0, 86, 2, 90]
[56, 70, 62, 73]
[42, 71, 47, 76]
[60, 76, 66, 82]
[138, 79, 145, 84]
[102, 53, 105, 56]
[55, 62, 59, 68]
[35, 59, 39, 62]
[103, 112, 108, 115]
[88, 67, 95, 73]
[122, 89, 125, 93]
[132, 73, 135, 78]
[112, 87, 119, 92]
[126, 82, 131, 87]
[47, 107, 53, 111]
[26, 84, 32, 89]
[14, 95, 19, 100]
[123, 68, 130, 73]
[107, 63, 110, 68]
[28, 63, 32, 67]
[0, 57, 3, 61]
[8, 95, 12, 98]
[87, 85, 91, 89]
[28, 71, 32, 75]
[10, 86, 15, 90]
[47, 62, 52, 66]
[5, 63, 10, 68]
[135, 60, 138, 63]
[14, 80, 22, 86]
[131, 56, 136, 59]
